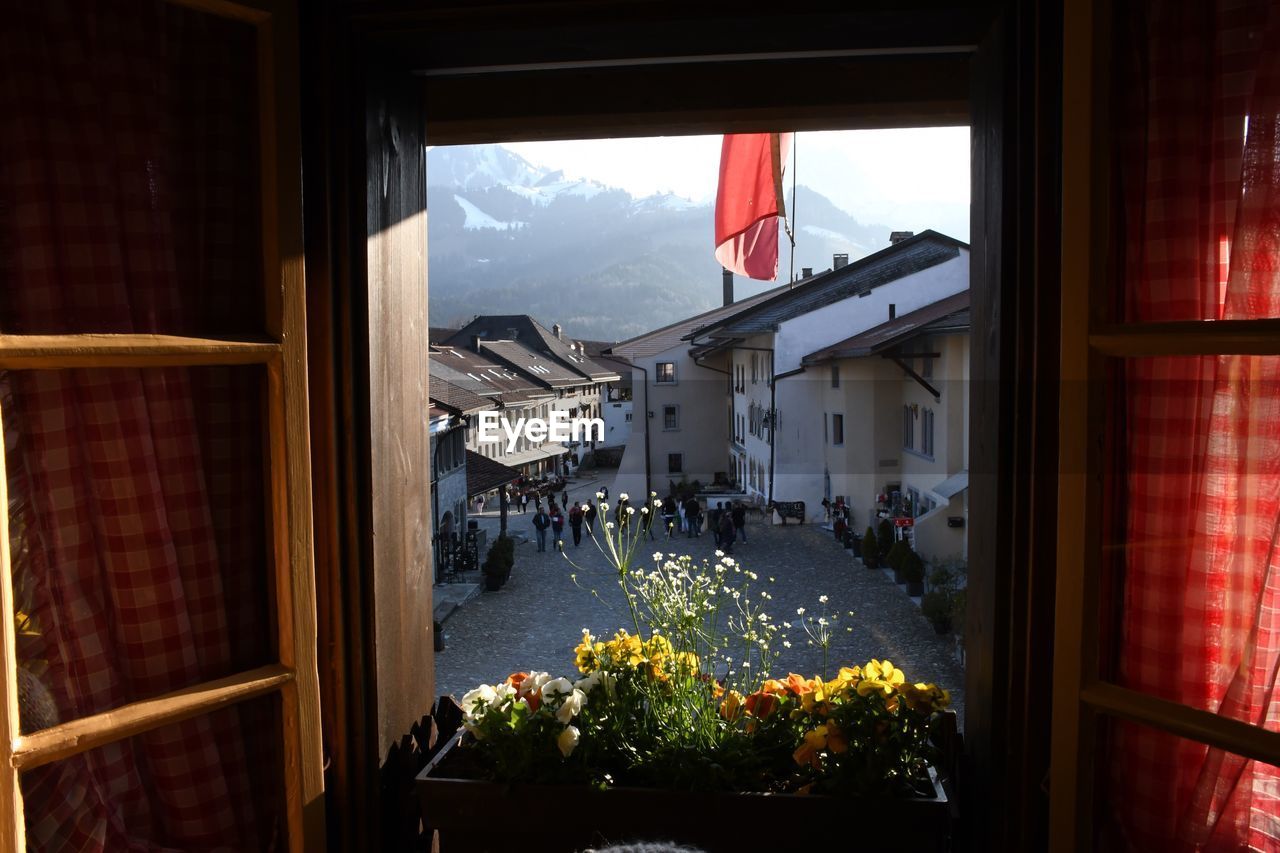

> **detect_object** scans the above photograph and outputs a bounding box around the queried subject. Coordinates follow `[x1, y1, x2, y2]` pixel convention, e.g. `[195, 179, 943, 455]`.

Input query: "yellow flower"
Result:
[900, 681, 951, 714]
[574, 631, 603, 674]
[857, 659, 906, 698]
[793, 724, 828, 768]
[826, 721, 849, 754]
[720, 690, 745, 721]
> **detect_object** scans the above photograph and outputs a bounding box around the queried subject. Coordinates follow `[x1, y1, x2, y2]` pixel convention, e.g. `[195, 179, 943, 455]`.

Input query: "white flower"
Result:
[522, 671, 552, 697]
[626, 506, 636, 515]
[540, 677, 573, 702]
[783, 640, 792, 648]
[606, 521, 616, 530]
[650, 491, 658, 497]
[556, 688, 588, 723]
[600, 502, 610, 512]
[641, 506, 649, 514]
[818, 595, 829, 604]
[796, 607, 806, 616]
[653, 552, 664, 562]
[596, 491, 605, 500]
[557, 725, 581, 757]
[619, 492, 629, 502]
[715, 550, 725, 558]
[460, 684, 498, 721]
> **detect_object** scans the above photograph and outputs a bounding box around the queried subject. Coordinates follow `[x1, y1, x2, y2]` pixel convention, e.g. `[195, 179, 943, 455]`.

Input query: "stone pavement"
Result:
[434, 470, 965, 728]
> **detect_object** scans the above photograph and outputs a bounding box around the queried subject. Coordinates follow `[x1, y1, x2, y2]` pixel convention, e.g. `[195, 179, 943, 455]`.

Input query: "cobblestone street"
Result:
[434, 470, 965, 728]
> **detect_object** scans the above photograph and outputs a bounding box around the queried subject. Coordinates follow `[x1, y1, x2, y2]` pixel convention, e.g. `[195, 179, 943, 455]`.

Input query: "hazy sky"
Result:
[505, 127, 971, 241]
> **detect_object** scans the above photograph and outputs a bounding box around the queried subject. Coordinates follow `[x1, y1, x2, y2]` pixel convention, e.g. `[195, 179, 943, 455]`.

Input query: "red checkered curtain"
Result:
[1, 1, 273, 850]
[1111, 1, 1280, 849]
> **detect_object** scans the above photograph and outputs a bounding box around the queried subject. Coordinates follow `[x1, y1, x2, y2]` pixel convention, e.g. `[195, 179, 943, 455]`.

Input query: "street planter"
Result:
[418, 730, 955, 853]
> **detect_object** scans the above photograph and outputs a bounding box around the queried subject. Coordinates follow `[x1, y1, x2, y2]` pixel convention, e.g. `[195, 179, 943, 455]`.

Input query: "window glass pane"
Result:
[0, 2, 264, 336]
[20, 694, 283, 852]
[1099, 355, 1280, 831]
[1095, 715, 1280, 851]
[4, 366, 273, 732]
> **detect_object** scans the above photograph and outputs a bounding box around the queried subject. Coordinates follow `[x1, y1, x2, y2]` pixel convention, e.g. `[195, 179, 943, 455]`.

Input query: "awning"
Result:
[466, 450, 521, 497]
[931, 470, 969, 500]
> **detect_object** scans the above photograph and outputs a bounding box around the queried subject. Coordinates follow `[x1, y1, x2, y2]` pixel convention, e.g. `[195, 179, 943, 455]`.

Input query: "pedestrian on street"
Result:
[731, 501, 748, 543]
[683, 495, 701, 537]
[561, 487, 569, 510]
[662, 495, 677, 538]
[532, 507, 550, 552]
[719, 511, 736, 555]
[709, 502, 725, 546]
[569, 502, 584, 546]
[550, 506, 565, 551]
[475, 493, 485, 515]
[601, 485, 609, 501]
[519, 490, 528, 513]
[583, 499, 597, 535]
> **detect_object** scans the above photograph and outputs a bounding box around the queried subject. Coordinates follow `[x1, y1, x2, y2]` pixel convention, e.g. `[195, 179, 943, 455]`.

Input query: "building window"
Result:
[751, 353, 758, 384]
[625, 412, 632, 422]
[922, 408, 935, 457]
[824, 413, 829, 444]
[832, 413, 844, 446]
[663, 404, 679, 430]
[656, 362, 676, 383]
[903, 405, 914, 450]
[831, 364, 840, 388]
[668, 453, 683, 474]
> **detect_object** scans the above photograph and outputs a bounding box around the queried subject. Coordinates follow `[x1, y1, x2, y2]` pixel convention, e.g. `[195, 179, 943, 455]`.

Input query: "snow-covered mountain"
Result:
[426, 144, 895, 341]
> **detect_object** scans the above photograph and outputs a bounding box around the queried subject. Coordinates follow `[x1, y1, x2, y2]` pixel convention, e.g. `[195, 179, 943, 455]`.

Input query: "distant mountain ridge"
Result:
[427, 144, 895, 341]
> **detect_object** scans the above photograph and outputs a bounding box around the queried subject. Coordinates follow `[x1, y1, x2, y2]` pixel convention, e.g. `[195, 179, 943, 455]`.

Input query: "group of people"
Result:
[530, 496, 601, 552]
[654, 495, 748, 552]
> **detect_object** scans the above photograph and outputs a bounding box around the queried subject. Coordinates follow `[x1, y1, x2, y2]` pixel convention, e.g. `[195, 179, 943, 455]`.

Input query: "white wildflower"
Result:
[557, 725, 581, 757]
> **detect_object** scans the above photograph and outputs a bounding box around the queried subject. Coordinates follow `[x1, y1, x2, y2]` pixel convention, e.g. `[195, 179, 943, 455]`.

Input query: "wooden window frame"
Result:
[0, 1, 324, 850]
[1049, 0, 1280, 848]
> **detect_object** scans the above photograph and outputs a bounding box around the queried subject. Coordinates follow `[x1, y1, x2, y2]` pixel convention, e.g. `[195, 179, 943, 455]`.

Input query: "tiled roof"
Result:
[428, 366, 493, 414]
[607, 283, 792, 359]
[429, 326, 462, 345]
[430, 345, 552, 404]
[690, 231, 967, 340]
[466, 450, 521, 497]
[801, 290, 970, 364]
[446, 315, 620, 382]
[480, 340, 583, 387]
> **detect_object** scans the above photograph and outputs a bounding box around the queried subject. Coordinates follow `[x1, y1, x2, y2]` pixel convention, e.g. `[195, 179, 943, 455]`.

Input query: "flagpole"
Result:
[788, 133, 797, 287]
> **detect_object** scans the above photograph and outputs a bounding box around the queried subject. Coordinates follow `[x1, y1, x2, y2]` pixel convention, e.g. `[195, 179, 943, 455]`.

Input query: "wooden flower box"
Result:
[417, 731, 956, 853]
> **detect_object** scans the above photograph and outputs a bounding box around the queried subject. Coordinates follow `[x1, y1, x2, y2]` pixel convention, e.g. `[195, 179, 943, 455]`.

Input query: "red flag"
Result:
[714, 132, 791, 281]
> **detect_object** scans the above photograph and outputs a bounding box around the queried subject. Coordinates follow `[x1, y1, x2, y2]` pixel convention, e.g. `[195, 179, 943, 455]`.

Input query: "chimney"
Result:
[801, 267, 813, 278]
[889, 231, 914, 244]
[552, 323, 562, 340]
[833, 253, 848, 269]
[722, 268, 734, 306]
[889, 304, 897, 320]
[471, 335, 483, 353]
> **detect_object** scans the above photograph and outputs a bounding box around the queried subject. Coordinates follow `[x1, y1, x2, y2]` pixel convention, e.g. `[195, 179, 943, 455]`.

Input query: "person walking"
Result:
[568, 502, 584, 546]
[532, 507, 550, 552]
[550, 505, 565, 551]
[561, 487, 569, 511]
[583, 499, 597, 535]
[475, 493, 486, 515]
[731, 501, 748, 544]
[662, 495, 678, 539]
[683, 495, 701, 537]
[519, 490, 528, 514]
[719, 510, 736, 555]
[601, 485, 609, 501]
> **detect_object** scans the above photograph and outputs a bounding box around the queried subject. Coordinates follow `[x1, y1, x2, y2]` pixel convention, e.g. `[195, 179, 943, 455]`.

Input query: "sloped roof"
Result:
[480, 340, 583, 388]
[608, 283, 792, 359]
[801, 290, 970, 364]
[429, 326, 462, 345]
[466, 450, 521, 497]
[428, 366, 493, 414]
[690, 231, 967, 341]
[446, 315, 620, 382]
[430, 345, 552, 404]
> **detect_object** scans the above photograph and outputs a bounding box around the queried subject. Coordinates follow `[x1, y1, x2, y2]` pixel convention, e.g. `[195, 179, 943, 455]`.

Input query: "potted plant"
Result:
[887, 539, 911, 584]
[877, 519, 896, 559]
[903, 551, 926, 597]
[480, 534, 515, 591]
[419, 493, 955, 851]
[862, 525, 879, 568]
[921, 590, 953, 634]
